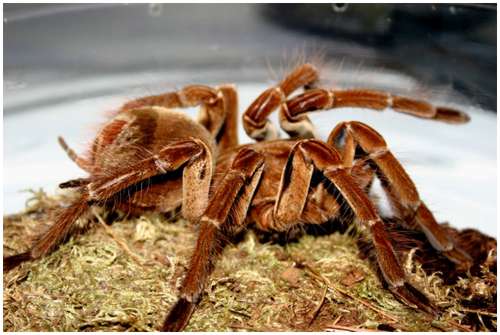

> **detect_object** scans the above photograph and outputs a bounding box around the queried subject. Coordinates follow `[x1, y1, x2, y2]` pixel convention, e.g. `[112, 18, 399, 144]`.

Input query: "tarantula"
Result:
[4, 63, 474, 331]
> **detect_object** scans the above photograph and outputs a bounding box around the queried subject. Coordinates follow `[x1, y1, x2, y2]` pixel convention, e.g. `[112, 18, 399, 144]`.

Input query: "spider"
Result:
[4, 63, 474, 331]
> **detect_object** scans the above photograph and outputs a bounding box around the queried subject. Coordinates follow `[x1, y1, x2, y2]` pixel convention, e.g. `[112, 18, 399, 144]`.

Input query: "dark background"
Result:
[4, 3, 497, 112]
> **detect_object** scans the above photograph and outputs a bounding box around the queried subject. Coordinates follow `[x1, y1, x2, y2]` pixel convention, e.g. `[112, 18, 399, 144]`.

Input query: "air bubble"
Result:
[331, 3, 348, 13]
[148, 3, 163, 17]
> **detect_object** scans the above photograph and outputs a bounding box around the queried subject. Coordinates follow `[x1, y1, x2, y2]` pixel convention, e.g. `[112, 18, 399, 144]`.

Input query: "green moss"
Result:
[3, 190, 496, 331]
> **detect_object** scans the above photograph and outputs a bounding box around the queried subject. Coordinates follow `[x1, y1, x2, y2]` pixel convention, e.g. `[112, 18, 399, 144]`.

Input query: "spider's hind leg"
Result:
[4, 138, 214, 273]
[59, 177, 91, 189]
[3, 197, 90, 272]
[58, 136, 91, 172]
[121, 84, 239, 152]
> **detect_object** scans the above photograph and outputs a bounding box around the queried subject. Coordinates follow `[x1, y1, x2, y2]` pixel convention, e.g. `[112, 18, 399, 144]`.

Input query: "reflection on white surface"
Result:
[4, 83, 496, 237]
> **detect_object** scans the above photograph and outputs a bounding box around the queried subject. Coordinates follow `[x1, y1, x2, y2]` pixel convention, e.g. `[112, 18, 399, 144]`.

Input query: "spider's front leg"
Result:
[278, 139, 436, 314]
[327, 121, 473, 270]
[3, 139, 213, 271]
[280, 87, 470, 139]
[243, 63, 319, 141]
[162, 148, 265, 331]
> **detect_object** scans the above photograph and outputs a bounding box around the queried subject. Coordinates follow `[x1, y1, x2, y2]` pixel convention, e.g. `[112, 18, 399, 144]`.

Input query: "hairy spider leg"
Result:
[327, 121, 473, 270]
[58, 136, 91, 172]
[162, 148, 265, 331]
[3, 139, 213, 272]
[280, 87, 470, 139]
[243, 63, 319, 141]
[121, 84, 239, 152]
[163, 139, 436, 331]
[273, 139, 436, 313]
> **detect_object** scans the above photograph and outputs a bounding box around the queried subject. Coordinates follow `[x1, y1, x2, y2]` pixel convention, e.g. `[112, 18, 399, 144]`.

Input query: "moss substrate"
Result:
[3, 190, 497, 331]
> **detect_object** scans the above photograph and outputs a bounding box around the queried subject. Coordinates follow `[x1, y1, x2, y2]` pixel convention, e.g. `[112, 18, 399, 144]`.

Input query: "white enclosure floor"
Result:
[4, 83, 497, 237]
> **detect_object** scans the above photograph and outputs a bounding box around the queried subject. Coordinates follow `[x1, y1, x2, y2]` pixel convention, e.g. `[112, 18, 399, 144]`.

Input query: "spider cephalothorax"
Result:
[4, 63, 475, 331]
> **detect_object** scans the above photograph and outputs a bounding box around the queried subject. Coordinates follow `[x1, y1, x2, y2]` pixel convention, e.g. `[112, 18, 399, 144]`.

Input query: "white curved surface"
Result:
[4, 83, 496, 237]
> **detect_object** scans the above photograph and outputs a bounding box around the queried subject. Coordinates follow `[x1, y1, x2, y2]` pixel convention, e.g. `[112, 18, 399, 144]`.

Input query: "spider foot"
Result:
[435, 106, 471, 124]
[3, 251, 32, 272]
[390, 282, 438, 316]
[442, 246, 473, 272]
[162, 297, 197, 332]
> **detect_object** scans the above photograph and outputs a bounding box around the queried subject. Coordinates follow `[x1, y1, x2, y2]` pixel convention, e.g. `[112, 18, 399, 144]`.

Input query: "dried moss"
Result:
[3, 190, 497, 331]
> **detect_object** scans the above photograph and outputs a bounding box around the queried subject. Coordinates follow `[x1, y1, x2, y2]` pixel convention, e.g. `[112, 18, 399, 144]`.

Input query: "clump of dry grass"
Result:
[3, 190, 497, 331]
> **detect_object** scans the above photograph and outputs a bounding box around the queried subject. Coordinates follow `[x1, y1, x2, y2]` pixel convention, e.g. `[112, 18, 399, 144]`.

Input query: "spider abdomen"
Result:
[90, 107, 215, 212]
